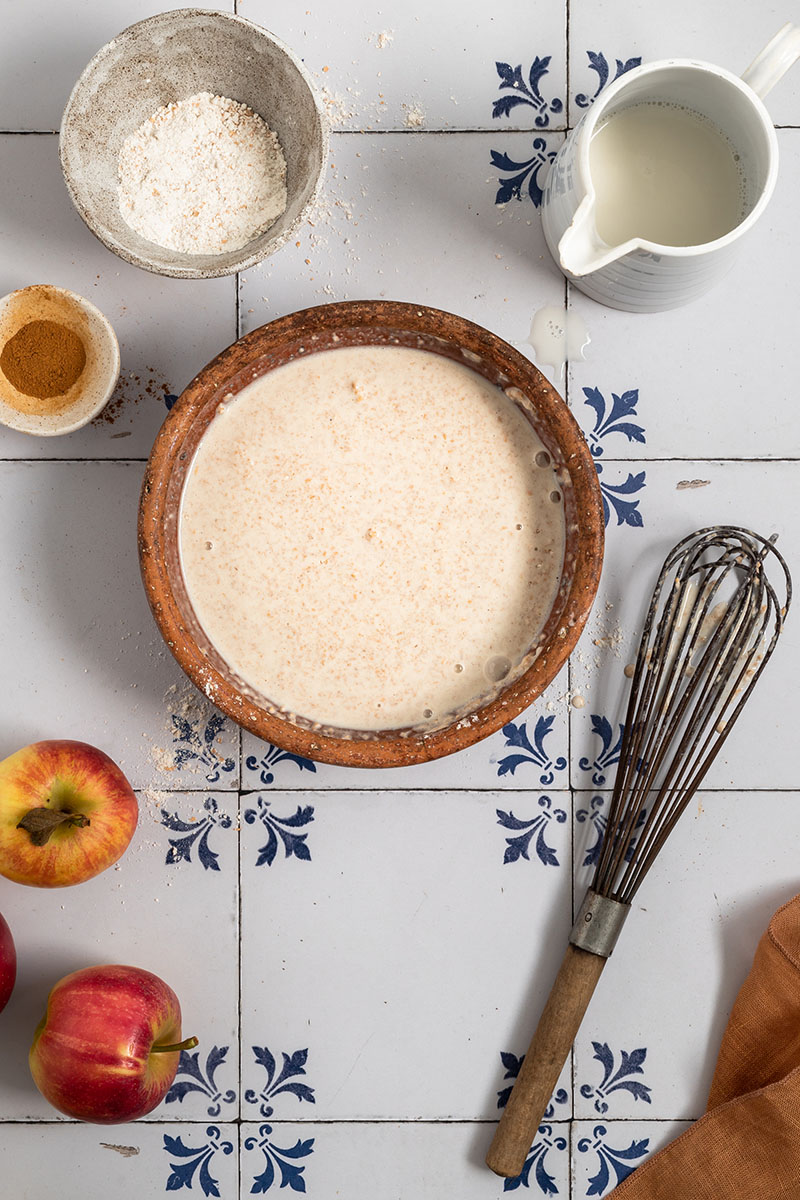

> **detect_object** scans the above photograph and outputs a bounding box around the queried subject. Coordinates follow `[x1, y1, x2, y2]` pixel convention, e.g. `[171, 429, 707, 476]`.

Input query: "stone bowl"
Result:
[139, 301, 605, 768]
[60, 8, 329, 279]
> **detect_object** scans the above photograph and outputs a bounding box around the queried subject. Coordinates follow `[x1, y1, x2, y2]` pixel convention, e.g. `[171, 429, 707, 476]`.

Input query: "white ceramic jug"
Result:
[541, 24, 800, 312]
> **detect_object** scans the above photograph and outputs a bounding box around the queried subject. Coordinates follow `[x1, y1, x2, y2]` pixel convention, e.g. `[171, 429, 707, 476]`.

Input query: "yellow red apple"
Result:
[0, 740, 138, 887]
[29, 964, 197, 1123]
[0, 911, 16, 1013]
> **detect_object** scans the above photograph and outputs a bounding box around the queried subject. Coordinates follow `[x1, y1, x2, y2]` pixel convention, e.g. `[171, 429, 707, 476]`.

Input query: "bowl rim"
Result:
[138, 299, 605, 768]
[59, 7, 330, 280]
[0, 284, 121, 437]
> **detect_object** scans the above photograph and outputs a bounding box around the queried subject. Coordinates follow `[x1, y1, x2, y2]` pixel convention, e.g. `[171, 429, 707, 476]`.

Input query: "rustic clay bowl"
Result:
[60, 8, 328, 279]
[139, 301, 604, 768]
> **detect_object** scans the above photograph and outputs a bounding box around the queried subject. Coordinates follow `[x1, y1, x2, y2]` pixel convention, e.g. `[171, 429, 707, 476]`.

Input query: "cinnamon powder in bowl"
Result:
[0, 286, 120, 436]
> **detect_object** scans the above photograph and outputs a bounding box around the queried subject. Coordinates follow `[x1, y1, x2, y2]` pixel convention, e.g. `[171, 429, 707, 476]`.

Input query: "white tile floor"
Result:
[1, 2, 799, 1198]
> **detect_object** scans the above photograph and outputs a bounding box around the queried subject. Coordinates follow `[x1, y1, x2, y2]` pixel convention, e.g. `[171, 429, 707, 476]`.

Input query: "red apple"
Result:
[29, 964, 197, 1123]
[0, 911, 16, 1012]
[0, 740, 138, 887]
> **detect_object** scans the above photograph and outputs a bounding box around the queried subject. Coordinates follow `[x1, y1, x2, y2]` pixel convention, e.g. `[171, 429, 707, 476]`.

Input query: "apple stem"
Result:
[151, 1036, 199, 1055]
[16, 806, 91, 847]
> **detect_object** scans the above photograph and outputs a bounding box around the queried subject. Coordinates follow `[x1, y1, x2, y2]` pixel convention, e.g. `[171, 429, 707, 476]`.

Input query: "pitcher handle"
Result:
[741, 22, 800, 98]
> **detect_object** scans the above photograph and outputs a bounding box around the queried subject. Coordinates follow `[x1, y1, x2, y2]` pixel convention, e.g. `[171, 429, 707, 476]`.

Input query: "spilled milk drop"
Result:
[527, 306, 590, 378]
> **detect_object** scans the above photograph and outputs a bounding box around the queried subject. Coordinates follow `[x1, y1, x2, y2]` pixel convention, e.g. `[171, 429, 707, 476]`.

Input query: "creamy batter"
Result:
[179, 345, 565, 730]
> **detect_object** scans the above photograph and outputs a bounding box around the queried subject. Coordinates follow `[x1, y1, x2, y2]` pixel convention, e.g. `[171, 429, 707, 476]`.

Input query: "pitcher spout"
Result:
[557, 196, 629, 277]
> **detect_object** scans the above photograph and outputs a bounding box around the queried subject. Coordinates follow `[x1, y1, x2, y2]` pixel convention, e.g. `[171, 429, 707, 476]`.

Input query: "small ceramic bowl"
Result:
[60, 8, 329, 279]
[139, 301, 605, 769]
[0, 285, 120, 436]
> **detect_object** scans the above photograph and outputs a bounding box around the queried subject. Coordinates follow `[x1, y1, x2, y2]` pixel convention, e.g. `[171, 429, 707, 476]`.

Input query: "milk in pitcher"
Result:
[589, 102, 747, 247]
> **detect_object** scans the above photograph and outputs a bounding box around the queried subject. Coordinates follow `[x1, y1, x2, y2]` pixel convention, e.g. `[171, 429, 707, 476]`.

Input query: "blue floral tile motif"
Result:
[575, 795, 611, 867]
[596, 464, 646, 528]
[577, 1125, 650, 1196]
[583, 388, 645, 459]
[160, 796, 232, 871]
[497, 1052, 568, 1117]
[575, 796, 646, 868]
[578, 715, 625, 786]
[163, 1125, 234, 1197]
[243, 796, 314, 867]
[575, 53, 642, 109]
[165, 1046, 237, 1117]
[171, 709, 237, 784]
[581, 387, 646, 528]
[165, 393, 179, 410]
[491, 138, 558, 207]
[506, 1125, 569, 1194]
[494, 716, 567, 784]
[497, 796, 567, 867]
[492, 58, 564, 127]
[496, 1058, 568, 1194]
[579, 1043, 652, 1114]
[244, 1124, 314, 1194]
[245, 1046, 316, 1117]
[244, 745, 317, 787]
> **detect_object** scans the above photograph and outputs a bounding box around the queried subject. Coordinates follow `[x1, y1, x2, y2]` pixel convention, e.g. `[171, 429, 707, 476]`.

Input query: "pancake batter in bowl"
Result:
[178, 345, 566, 731]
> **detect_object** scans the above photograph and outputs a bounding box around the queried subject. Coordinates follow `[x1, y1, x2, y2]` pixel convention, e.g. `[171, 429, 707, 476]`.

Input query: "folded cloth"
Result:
[608, 894, 800, 1198]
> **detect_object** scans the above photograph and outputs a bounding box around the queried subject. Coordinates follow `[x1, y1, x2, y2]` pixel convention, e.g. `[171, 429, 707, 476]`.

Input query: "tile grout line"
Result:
[3, 124, 800, 136]
[237, 661, 243, 1155]
[133, 785, 800, 795]
[237, 781, 243, 1188]
[6, 456, 800, 465]
[4, 1115, 692, 1126]
[569, 781, 577, 1145]
[565, 0, 572, 134]
[569, 1119, 575, 1200]
[7, 453, 800, 463]
[564, 0, 576, 1104]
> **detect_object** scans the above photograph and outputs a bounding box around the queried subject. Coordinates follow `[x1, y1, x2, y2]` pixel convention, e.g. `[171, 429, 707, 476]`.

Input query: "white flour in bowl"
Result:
[117, 92, 287, 255]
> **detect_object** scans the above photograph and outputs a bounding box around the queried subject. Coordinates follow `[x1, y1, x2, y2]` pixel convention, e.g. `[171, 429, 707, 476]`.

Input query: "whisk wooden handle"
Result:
[486, 944, 607, 1179]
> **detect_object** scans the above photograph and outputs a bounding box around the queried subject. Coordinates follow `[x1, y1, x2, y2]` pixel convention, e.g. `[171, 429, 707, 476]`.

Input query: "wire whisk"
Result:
[486, 526, 791, 1180]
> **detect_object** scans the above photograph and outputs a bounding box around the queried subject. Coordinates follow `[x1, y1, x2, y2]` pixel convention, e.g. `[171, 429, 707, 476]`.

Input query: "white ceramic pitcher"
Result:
[541, 24, 800, 312]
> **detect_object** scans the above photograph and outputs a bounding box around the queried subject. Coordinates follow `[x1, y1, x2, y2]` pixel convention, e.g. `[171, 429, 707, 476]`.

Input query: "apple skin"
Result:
[0, 740, 138, 887]
[0, 911, 16, 1013]
[29, 965, 194, 1123]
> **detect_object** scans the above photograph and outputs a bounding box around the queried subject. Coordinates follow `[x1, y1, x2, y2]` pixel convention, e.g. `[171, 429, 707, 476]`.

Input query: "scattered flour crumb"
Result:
[593, 630, 623, 650]
[370, 30, 394, 48]
[676, 479, 711, 490]
[149, 745, 176, 774]
[402, 102, 426, 128]
[141, 787, 170, 813]
[319, 85, 358, 126]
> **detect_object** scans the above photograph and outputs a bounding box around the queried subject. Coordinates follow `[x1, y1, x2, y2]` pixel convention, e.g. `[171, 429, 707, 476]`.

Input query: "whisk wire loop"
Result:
[591, 526, 790, 906]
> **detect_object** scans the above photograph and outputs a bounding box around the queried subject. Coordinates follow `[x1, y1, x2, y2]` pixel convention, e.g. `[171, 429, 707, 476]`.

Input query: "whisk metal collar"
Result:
[570, 889, 630, 957]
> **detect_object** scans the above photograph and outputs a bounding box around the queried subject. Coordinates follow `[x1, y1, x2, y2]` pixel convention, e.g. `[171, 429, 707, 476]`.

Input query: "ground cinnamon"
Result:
[0, 319, 86, 399]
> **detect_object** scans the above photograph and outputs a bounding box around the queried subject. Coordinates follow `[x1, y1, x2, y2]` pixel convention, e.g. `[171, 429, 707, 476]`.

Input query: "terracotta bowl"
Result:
[139, 301, 604, 768]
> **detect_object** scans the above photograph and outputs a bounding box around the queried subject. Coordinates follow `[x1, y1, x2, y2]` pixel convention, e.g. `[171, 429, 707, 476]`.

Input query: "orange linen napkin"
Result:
[609, 894, 800, 1198]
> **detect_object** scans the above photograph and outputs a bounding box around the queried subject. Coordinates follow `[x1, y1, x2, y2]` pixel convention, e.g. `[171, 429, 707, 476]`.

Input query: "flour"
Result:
[118, 92, 288, 255]
[402, 102, 426, 128]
